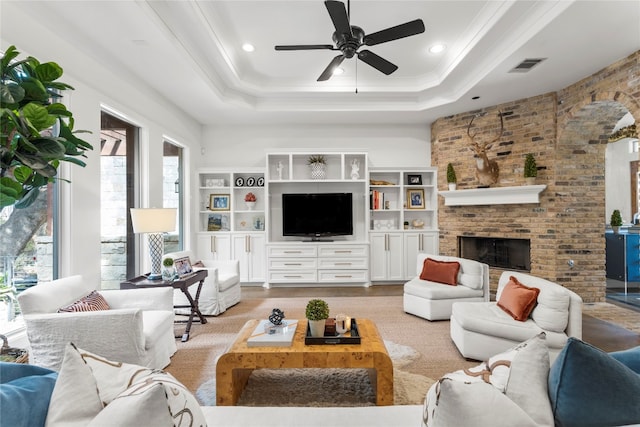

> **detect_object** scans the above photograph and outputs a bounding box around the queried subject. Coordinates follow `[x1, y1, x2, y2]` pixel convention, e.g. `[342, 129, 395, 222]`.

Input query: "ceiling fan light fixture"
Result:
[242, 43, 255, 52]
[429, 44, 445, 54]
[333, 67, 344, 75]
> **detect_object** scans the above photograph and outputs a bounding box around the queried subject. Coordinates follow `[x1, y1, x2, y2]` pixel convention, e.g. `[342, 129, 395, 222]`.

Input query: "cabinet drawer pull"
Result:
[335, 250, 352, 254]
[284, 263, 302, 266]
[335, 275, 353, 278]
[335, 262, 352, 266]
[284, 250, 302, 254]
[284, 275, 303, 278]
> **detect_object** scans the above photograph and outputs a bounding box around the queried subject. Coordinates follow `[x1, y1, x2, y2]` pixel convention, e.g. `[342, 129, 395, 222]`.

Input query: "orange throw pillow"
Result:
[419, 258, 460, 286]
[497, 276, 540, 321]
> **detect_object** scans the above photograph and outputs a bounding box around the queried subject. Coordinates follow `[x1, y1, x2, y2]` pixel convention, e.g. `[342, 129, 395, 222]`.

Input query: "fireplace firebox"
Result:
[458, 237, 531, 271]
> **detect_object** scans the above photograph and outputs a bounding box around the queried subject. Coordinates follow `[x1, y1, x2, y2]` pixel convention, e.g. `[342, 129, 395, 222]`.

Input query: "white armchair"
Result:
[164, 251, 241, 316]
[450, 271, 583, 363]
[16, 275, 176, 371]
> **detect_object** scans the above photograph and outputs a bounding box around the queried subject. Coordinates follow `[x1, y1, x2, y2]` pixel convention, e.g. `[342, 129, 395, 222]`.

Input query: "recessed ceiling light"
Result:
[242, 43, 255, 52]
[332, 67, 344, 76]
[429, 44, 446, 54]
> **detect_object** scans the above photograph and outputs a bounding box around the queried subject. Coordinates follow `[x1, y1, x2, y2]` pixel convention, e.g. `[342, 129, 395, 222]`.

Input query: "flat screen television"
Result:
[282, 193, 353, 239]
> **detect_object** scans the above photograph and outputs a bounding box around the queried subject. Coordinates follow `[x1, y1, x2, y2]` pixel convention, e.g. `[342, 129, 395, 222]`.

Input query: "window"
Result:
[163, 141, 183, 252]
[100, 111, 138, 289]
[0, 183, 58, 334]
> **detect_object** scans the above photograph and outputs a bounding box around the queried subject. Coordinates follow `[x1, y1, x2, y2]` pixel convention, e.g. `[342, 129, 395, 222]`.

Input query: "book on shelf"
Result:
[246, 320, 298, 347]
[370, 190, 385, 210]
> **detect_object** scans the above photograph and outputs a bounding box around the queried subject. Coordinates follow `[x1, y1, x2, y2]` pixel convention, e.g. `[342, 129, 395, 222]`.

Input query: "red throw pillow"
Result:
[419, 258, 460, 286]
[497, 276, 540, 321]
[57, 290, 110, 313]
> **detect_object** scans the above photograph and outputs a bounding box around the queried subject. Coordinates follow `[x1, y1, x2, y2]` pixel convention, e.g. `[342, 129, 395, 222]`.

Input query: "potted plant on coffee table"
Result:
[305, 299, 329, 337]
[162, 257, 176, 281]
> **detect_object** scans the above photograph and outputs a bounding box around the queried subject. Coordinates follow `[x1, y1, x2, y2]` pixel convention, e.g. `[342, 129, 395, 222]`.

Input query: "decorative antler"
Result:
[467, 111, 503, 187]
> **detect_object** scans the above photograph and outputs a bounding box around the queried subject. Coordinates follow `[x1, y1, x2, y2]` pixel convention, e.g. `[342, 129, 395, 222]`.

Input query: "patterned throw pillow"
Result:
[47, 343, 206, 427]
[57, 290, 110, 313]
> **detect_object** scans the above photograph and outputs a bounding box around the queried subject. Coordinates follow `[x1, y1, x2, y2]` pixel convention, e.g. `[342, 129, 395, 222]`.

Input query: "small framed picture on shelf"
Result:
[407, 174, 422, 185]
[407, 189, 425, 209]
[207, 214, 229, 231]
[209, 194, 230, 211]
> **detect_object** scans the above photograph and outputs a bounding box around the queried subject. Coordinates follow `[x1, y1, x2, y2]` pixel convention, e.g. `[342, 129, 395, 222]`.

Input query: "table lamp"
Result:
[130, 208, 177, 280]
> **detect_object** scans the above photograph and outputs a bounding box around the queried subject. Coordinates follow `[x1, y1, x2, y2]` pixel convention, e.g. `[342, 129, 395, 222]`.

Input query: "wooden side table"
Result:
[120, 269, 208, 342]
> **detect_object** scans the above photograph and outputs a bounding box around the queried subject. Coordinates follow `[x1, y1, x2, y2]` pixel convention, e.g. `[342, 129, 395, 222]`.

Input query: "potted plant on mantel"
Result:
[307, 155, 327, 180]
[524, 153, 537, 185]
[305, 299, 330, 337]
[610, 209, 623, 234]
[446, 163, 457, 190]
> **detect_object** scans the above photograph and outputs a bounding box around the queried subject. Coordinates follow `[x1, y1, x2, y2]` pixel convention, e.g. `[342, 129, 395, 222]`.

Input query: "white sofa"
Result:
[404, 254, 490, 321]
[200, 406, 423, 426]
[450, 270, 583, 362]
[16, 275, 177, 371]
[164, 250, 241, 316]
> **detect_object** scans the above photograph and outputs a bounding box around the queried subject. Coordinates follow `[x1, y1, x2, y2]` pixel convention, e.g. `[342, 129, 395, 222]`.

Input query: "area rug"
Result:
[195, 340, 434, 407]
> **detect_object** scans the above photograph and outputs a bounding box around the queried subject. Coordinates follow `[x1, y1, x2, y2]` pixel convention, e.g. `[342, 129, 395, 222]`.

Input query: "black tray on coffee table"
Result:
[305, 318, 361, 345]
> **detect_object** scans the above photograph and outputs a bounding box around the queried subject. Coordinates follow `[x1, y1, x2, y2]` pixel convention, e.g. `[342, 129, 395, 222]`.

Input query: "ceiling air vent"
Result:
[509, 58, 546, 73]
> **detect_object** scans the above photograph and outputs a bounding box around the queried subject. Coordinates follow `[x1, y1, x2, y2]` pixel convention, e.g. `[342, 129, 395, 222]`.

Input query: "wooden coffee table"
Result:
[216, 318, 393, 406]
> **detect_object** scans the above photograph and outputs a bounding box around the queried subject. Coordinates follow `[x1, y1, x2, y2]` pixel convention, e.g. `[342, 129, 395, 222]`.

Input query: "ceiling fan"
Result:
[274, 0, 425, 82]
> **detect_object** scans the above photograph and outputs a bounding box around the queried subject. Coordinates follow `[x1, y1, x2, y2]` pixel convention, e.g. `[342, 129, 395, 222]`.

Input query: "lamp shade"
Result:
[130, 208, 177, 233]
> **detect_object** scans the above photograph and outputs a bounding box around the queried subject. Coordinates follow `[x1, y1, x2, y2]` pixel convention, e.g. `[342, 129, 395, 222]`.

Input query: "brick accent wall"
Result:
[432, 50, 640, 302]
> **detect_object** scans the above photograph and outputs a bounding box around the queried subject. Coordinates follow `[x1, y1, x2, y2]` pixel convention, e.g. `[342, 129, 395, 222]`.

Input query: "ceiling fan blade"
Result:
[357, 50, 398, 75]
[325, 0, 352, 36]
[317, 54, 346, 81]
[275, 44, 335, 51]
[364, 19, 425, 46]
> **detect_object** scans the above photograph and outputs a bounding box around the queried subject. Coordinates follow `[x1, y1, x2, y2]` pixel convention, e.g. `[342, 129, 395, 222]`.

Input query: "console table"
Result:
[120, 269, 208, 342]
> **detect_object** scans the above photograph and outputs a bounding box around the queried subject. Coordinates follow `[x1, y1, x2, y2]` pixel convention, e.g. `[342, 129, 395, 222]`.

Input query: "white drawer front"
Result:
[317, 258, 368, 269]
[269, 259, 318, 270]
[318, 245, 368, 257]
[318, 270, 369, 282]
[269, 271, 318, 282]
[268, 246, 317, 257]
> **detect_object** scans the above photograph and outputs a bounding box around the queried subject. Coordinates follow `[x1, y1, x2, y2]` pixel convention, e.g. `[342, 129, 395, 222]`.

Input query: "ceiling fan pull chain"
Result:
[355, 59, 358, 94]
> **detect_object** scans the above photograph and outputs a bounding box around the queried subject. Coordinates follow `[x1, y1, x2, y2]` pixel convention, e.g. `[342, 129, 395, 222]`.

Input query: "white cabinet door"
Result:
[196, 233, 232, 261]
[369, 232, 403, 281]
[404, 232, 439, 279]
[232, 233, 266, 283]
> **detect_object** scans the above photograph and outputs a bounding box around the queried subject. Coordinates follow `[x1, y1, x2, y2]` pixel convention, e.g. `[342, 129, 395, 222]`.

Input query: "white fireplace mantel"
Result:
[439, 185, 547, 206]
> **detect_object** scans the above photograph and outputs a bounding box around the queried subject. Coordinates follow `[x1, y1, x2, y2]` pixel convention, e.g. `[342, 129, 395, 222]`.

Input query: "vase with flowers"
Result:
[245, 192, 257, 210]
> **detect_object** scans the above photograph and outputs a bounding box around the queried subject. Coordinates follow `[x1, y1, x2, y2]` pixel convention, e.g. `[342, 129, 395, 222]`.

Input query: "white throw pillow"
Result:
[422, 333, 553, 427]
[423, 381, 538, 427]
[530, 286, 570, 332]
[46, 343, 205, 427]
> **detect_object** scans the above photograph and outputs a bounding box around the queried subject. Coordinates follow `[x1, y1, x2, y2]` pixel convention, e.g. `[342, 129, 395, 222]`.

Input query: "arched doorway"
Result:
[555, 95, 640, 302]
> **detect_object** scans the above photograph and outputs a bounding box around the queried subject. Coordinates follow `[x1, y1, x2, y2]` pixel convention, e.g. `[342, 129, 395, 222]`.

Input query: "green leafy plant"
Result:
[610, 209, 623, 227]
[305, 299, 329, 321]
[307, 155, 326, 165]
[163, 257, 174, 267]
[446, 163, 457, 183]
[524, 153, 537, 178]
[1, 45, 93, 209]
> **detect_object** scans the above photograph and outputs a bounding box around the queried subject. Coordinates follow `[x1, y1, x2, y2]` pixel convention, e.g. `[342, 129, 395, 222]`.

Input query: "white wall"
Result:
[2, 5, 202, 284]
[199, 124, 431, 169]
